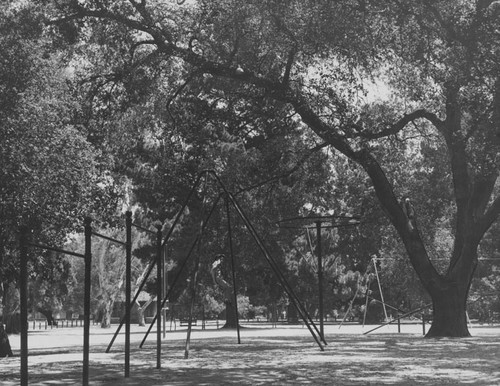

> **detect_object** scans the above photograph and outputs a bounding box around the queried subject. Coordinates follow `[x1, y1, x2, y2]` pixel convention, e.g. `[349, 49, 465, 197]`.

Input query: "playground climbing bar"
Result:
[19, 224, 90, 385]
[18, 213, 135, 385]
[83, 217, 92, 386]
[156, 222, 163, 369]
[19, 227, 28, 386]
[125, 211, 132, 377]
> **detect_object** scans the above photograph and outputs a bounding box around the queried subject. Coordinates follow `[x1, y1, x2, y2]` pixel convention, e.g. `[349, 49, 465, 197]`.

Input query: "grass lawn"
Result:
[1, 322, 499, 385]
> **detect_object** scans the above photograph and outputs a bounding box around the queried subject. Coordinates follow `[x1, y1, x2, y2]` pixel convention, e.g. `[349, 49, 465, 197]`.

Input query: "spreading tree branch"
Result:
[235, 142, 330, 195]
[477, 193, 500, 237]
[350, 109, 444, 139]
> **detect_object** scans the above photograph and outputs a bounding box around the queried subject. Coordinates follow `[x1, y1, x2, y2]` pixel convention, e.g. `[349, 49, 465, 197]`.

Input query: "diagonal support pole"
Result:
[139, 193, 222, 348]
[125, 211, 132, 377]
[226, 194, 241, 344]
[184, 172, 210, 359]
[225, 192, 324, 350]
[106, 174, 206, 353]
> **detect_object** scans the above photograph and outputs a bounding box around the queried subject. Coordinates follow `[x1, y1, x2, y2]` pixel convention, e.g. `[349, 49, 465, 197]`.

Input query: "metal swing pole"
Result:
[155, 222, 163, 369]
[362, 276, 371, 328]
[107, 174, 206, 353]
[372, 257, 388, 321]
[139, 193, 222, 348]
[124, 211, 132, 377]
[226, 193, 324, 350]
[339, 279, 360, 329]
[83, 217, 92, 386]
[19, 227, 29, 386]
[183, 247, 201, 359]
[225, 194, 241, 344]
[184, 172, 210, 359]
[209, 171, 325, 347]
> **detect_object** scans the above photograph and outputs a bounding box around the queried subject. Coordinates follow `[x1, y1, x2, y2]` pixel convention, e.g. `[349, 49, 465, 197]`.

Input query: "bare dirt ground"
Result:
[1, 322, 499, 385]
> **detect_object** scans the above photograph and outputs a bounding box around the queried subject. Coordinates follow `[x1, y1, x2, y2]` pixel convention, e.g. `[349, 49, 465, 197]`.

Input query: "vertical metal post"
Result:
[226, 195, 241, 344]
[19, 227, 28, 386]
[125, 211, 132, 377]
[163, 245, 167, 339]
[316, 221, 324, 341]
[373, 257, 388, 321]
[156, 223, 162, 369]
[362, 285, 370, 328]
[83, 217, 92, 386]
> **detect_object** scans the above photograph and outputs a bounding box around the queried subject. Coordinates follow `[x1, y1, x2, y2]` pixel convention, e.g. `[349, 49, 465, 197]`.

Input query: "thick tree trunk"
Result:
[287, 302, 299, 324]
[211, 257, 240, 329]
[136, 297, 153, 327]
[100, 303, 113, 328]
[426, 287, 470, 337]
[426, 292, 470, 338]
[223, 300, 238, 329]
[38, 309, 56, 326]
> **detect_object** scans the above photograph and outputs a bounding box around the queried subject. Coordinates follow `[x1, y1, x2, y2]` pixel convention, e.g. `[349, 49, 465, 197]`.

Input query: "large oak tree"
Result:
[48, 0, 500, 337]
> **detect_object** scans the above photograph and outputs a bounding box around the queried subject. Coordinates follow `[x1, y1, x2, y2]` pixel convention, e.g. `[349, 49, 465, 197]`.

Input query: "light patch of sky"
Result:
[304, 59, 396, 113]
[363, 77, 393, 104]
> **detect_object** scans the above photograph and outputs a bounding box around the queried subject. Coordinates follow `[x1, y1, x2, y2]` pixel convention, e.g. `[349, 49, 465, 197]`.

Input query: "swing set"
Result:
[338, 256, 432, 334]
[16, 170, 331, 385]
[277, 213, 361, 341]
[107, 170, 326, 355]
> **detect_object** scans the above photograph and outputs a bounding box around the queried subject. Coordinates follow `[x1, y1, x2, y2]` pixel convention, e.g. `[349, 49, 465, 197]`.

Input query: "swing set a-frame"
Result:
[106, 170, 327, 363]
[339, 256, 433, 334]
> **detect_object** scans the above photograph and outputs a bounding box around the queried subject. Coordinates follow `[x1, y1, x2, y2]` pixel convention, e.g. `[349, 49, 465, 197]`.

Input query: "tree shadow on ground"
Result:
[1, 333, 500, 385]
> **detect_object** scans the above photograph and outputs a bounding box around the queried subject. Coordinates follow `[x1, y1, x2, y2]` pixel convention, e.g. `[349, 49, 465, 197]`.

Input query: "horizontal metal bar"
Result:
[277, 215, 361, 225]
[27, 242, 85, 259]
[91, 231, 126, 246]
[131, 223, 156, 235]
[278, 222, 361, 230]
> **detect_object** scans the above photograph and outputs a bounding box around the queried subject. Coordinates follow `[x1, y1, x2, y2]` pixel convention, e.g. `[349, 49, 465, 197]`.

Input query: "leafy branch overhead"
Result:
[48, 0, 500, 337]
[0, 0, 497, 339]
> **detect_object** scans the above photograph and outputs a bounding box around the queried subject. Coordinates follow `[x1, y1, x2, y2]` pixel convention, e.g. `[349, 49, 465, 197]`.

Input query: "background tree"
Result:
[0, 2, 121, 342]
[66, 218, 150, 328]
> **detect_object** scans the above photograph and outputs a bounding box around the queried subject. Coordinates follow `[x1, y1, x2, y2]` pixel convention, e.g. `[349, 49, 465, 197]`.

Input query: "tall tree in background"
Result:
[48, 0, 500, 337]
[0, 2, 120, 337]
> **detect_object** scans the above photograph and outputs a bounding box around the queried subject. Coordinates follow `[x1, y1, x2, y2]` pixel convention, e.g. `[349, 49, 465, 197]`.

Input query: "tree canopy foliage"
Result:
[1, 0, 499, 339]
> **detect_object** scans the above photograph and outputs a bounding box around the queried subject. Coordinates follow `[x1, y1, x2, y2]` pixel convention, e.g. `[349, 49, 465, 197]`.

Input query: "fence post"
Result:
[125, 211, 132, 378]
[19, 226, 29, 386]
[83, 217, 92, 386]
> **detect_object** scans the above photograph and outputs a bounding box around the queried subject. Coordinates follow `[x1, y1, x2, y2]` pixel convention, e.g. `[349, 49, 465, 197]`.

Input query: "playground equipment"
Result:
[16, 170, 343, 384]
[339, 256, 389, 328]
[18, 212, 157, 386]
[277, 214, 360, 341]
[106, 170, 327, 360]
[338, 256, 435, 334]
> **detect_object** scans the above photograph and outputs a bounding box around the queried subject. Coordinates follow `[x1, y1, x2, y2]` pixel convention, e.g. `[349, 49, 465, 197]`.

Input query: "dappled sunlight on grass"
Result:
[1, 324, 499, 385]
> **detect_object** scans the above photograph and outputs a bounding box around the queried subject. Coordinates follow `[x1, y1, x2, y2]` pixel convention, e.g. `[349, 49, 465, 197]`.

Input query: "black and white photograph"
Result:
[1, 0, 499, 384]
